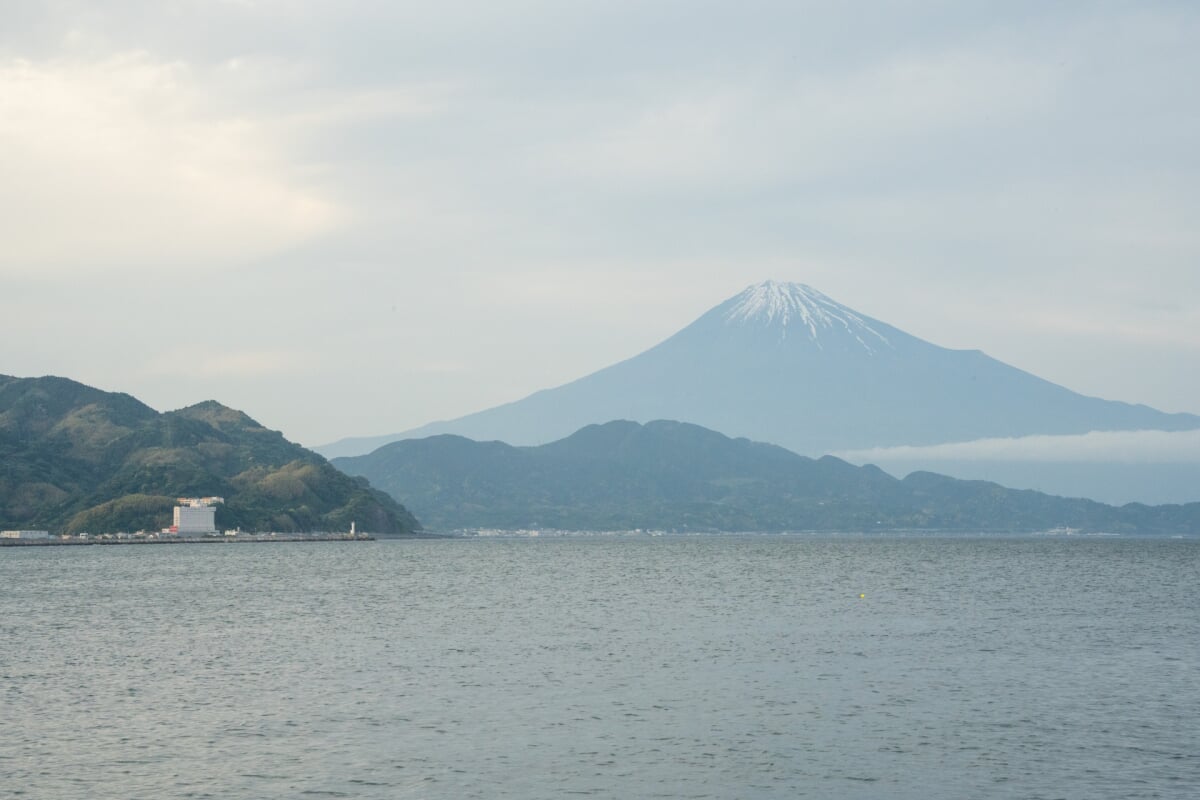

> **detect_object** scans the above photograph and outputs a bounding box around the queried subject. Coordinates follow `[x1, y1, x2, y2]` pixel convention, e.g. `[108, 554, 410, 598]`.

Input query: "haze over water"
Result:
[3, 536, 1197, 799]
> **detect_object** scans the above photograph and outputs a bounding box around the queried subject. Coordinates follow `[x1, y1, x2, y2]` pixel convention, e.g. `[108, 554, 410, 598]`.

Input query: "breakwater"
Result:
[0, 533, 374, 547]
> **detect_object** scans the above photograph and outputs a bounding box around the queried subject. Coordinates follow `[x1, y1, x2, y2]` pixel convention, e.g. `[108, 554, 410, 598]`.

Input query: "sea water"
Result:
[2, 536, 1197, 799]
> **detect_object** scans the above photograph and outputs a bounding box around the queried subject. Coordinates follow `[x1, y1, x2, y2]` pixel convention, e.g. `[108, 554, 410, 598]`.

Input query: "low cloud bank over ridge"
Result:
[837, 429, 1200, 465]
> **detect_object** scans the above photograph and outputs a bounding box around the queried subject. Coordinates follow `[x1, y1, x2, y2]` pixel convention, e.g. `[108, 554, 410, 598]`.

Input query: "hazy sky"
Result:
[3, 1, 1198, 447]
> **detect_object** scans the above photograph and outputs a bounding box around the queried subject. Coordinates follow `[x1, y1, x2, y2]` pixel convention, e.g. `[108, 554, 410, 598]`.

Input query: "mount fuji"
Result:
[319, 281, 1200, 459]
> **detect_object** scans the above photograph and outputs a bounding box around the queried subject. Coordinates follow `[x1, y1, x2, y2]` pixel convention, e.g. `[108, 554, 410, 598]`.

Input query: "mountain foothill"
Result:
[0, 375, 420, 535]
[333, 419, 1200, 534]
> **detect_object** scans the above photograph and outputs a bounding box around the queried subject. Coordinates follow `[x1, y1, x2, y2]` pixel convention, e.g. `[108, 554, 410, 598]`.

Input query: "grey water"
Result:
[2, 536, 1197, 799]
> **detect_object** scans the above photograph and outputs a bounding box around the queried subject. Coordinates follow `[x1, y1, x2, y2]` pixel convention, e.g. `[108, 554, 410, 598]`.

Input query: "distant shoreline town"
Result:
[1, 497, 373, 546]
[0, 532, 373, 546]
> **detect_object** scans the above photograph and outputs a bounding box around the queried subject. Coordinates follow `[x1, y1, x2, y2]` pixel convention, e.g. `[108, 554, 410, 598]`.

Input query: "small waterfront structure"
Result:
[167, 497, 223, 535]
[1, 530, 50, 539]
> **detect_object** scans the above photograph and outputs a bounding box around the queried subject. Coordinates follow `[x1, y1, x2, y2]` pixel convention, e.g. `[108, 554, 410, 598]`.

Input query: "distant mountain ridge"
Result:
[317, 281, 1200, 459]
[332, 419, 1200, 534]
[0, 374, 420, 534]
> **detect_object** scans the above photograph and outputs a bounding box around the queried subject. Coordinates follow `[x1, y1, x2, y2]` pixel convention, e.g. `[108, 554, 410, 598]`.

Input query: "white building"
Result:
[1, 530, 50, 539]
[169, 497, 223, 535]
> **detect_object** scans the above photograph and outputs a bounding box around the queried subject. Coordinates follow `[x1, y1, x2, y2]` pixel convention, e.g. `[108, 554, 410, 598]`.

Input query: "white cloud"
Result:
[0, 52, 342, 273]
[837, 429, 1200, 465]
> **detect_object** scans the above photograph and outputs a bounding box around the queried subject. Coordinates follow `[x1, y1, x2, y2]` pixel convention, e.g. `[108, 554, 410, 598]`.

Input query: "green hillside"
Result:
[0, 375, 420, 535]
[334, 419, 1199, 534]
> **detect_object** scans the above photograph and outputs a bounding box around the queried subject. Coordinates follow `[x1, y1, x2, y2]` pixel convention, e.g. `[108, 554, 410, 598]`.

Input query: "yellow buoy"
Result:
[859, 594, 865, 599]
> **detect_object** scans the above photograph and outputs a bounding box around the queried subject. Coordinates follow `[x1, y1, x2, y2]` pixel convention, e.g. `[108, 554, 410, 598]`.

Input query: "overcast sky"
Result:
[2, 1, 1198, 447]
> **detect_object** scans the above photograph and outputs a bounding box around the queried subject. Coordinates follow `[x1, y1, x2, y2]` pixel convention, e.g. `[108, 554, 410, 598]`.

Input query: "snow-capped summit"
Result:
[720, 280, 892, 352]
[724, 281, 843, 326]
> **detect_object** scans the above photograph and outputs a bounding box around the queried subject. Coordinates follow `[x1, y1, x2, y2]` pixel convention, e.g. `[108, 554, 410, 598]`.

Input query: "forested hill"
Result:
[334, 419, 1199, 534]
[0, 374, 420, 534]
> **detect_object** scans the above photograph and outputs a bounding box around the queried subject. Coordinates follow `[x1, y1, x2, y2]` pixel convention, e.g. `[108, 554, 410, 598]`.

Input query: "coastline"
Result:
[0, 533, 375, 547]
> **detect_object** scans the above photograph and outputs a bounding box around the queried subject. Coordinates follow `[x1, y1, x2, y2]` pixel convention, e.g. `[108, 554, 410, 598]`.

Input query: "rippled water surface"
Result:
[2, 536, 1198, 799]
